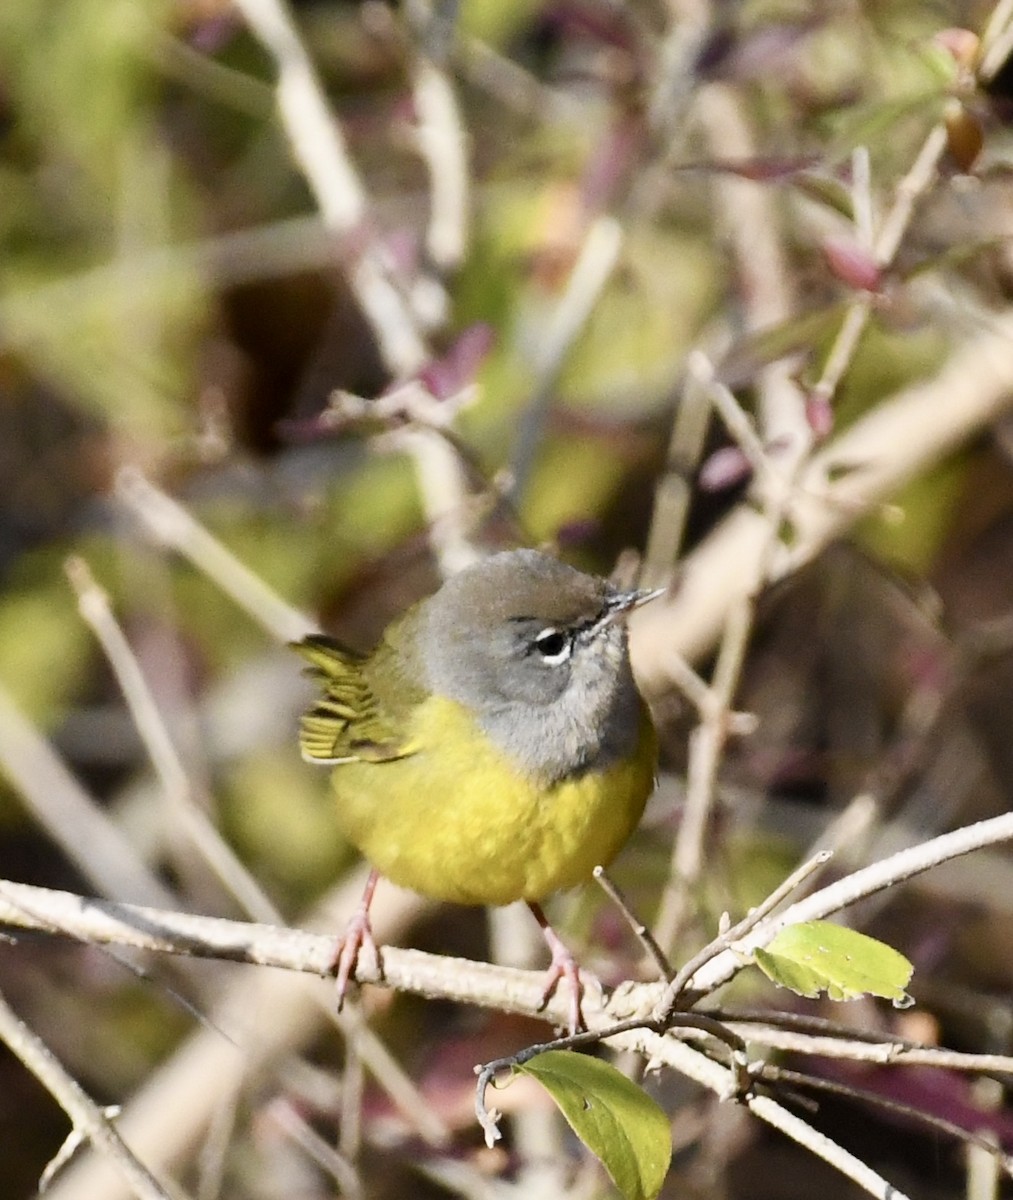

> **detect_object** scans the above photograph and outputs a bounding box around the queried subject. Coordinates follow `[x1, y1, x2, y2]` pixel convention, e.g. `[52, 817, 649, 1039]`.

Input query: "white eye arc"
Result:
[533, 626, 572, 664]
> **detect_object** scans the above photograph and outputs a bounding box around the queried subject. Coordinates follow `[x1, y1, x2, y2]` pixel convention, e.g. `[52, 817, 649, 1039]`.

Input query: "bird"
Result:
[293, 548, 660, 1033]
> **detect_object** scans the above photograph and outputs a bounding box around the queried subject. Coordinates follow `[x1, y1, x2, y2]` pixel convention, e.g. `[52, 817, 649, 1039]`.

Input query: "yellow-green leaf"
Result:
[754, 921, 913, 1006]
[516, 1050, 671, 1200]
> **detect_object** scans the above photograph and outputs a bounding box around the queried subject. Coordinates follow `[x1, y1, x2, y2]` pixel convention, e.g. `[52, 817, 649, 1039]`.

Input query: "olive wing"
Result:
[292, 634, 420, 764]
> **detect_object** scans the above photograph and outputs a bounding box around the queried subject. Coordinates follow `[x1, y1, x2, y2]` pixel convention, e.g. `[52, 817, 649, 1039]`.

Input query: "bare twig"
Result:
[39, 868, 431, 1200]
[411, 56, 469, 273]
[509, 215, 624, 499]
[336, 1034, 366, 1167]
[269, 1099, 363, 1199]
[692, 82, 805, 452]
[684, 810, 1013, 999]
[4, 805, 1013, 1052]
[0, 988, 180, 1200]
[9, 843, 1013, 1200]
[641, 344, 716, 588]
[703, 366, 774, 480]
[760, 1063, 1013, 1178]
[811, 121, 949, 410]
[613, 1027, 915, 1200]
[115, 468, 317, 644]
[652, 475, 791, 951]
[1, 806, 1012, 1051]
[0, 684, 175, 909]
[230, 0, 428, 375]
[593, 865, 672, 978]
[63, 554, 450, 1153]
[390, 426, 482, 577]
[980, 2, 1013, 80]
[719, 1020, 1013, 1075]
[630, 305, 1013, 679]
[851, 146, 875, 250]
[656, 852, 832, 1016]
[474, 1009, 750, 1148]
[65, 556, 280, 923]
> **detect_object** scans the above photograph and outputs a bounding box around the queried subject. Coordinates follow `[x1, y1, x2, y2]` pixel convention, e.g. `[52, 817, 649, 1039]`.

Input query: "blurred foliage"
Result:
[2, 0, 1013, 1196]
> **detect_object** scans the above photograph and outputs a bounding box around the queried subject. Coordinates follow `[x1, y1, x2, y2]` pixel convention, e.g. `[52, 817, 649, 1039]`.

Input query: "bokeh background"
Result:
[3, 0, 1013, 1197]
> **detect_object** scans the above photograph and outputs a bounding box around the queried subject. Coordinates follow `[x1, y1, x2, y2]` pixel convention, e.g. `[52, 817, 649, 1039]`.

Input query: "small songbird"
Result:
[293, 548, 660, 1033]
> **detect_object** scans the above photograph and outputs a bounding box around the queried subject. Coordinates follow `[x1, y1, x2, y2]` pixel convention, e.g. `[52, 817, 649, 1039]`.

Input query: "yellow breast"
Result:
[328, 695, 656, 906]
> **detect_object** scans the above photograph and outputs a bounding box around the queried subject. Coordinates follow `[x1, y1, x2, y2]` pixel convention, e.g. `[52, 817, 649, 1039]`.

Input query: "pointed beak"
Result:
[602, 585, 667, 624]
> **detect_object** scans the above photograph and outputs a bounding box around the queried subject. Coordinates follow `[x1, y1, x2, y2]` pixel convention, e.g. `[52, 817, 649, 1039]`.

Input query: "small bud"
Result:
[418, 323, 495, 399]
[698, 446, 753, 492]
[932, 27, 980, 70]
[805, 392, 834, 441]
[822, 236, 882, 292]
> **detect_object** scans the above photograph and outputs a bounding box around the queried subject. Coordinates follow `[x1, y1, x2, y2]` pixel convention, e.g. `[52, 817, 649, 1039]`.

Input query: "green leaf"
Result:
[753, 921, 914, 1006]
[516, 1050, 671, 1200]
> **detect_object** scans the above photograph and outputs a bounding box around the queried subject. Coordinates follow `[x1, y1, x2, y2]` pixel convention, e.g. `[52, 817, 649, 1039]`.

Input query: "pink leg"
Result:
[528, 902, 585, 1035]
[331, 869, 381, 1009]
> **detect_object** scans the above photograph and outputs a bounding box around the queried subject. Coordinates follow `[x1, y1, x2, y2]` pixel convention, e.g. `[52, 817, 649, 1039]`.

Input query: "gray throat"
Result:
[478, 653, 643, 784]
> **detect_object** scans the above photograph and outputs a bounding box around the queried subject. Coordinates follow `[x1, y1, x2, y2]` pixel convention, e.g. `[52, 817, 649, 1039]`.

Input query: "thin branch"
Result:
[508, 215, 624, 499]
[684, 810, 1013, 999]
[0, 987, 180, 1200]
[474, 1009, 750, 1148]
[851, 146, 875, 251]
[0, 876, 581, 1029]
[268, 1099, 363, 1199]
[653, 475, 792, 951]
[703, 366, 775, 480]
[337, 1037, 366, 1167]
[230, 0, 429, 375]
[6, 806, 1013, 1053]
[810, 121, 949, 410]
[761, 1063, 1013, 1178]
[0, 684, 175, 910]
[65, 556, 279, 924]
[593, 865, 672, 978]
[2, 788, 1007, 1027]
[387, 425, 482, 577]
[9, 868, 1013, 1200]
[722, 1021, 1013, 1076]
[656, 852, 831, 1016]
[981, 6, 1013, 80]
[615, 1027, 915, 1200]
[411, 55, 470, 273]
[63, 556, 450, 1152]
[641, 344, 717, 588]
[40, 870, 431, 1200]
[630, 304, 1013, 678]
[115, 468, 317, 645]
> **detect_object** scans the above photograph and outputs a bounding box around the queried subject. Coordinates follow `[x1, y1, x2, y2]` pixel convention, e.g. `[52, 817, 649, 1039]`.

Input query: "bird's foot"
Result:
[529, 903, 585, 1035]
[330, 870, 382, 1010]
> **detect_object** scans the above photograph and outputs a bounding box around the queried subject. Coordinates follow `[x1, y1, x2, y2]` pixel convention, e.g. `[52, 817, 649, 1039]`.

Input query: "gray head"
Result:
[421, 549, 655, 782]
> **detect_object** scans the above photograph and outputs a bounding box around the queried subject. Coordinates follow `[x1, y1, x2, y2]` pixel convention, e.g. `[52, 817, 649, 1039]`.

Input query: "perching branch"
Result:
[5, 802, 1013, 1049]
[9, 797, 1013, 1200]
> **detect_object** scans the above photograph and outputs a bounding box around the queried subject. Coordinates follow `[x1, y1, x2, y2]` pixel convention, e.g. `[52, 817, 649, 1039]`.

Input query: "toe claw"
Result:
[330, 909, 379, 1009]
[538, 952, 585, 1035]
[529, 902, 586, 1035]
[329, 869, 382, 1009]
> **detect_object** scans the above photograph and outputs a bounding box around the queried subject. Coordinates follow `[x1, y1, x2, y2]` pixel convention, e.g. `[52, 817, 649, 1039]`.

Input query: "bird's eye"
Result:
[533, 627, 571, 664]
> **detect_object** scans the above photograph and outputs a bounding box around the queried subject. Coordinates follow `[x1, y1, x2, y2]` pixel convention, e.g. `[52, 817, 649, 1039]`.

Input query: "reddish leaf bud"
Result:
[698, 446, 754, 492]
[822, 236, 883, 292]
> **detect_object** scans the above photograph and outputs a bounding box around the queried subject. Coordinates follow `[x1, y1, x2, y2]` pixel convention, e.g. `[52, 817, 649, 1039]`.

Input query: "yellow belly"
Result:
[329, 695, 656, 906]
